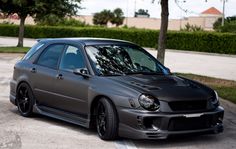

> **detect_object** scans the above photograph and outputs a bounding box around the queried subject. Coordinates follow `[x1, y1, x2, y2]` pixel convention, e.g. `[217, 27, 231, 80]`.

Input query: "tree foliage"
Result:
[221, 21, 236, 33]
[33, 0, 81, 22]
[135, 9, 150, 17]
[0, 0, 36, 18]
[0, 0, 81, 47]
[93, 9, 113, 26]
[93, 8, 124, 26]
[213, 17, 222, 31]
[110, 8, 124, 27]
[214, 16, 236, 33]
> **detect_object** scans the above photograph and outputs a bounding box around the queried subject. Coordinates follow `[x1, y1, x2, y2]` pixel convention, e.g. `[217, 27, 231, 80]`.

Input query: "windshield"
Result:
[85, 45, 169, 76]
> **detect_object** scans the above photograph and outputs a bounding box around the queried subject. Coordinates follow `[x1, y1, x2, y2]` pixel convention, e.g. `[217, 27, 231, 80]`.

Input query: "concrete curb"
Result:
[220, 98, 236, 110]
[146, 48, 236, 58]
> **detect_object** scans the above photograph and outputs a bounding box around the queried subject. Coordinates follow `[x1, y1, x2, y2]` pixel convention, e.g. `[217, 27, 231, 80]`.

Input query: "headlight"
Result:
[138, 94, 160, 111]
[211, 90, 219, 105]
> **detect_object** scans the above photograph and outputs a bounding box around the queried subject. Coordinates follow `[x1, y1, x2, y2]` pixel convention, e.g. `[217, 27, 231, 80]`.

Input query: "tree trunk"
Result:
[157, 0, 169, 64]
[17, 15, 26, 47]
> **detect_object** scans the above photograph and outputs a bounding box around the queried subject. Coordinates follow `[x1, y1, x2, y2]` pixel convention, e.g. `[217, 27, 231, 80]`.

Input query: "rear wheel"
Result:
[16, 83, 34, 117]
[96, 98, 118, 140]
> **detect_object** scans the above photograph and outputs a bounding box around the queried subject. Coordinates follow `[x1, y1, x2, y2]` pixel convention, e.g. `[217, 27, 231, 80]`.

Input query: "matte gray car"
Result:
[10, 38, 224, 140]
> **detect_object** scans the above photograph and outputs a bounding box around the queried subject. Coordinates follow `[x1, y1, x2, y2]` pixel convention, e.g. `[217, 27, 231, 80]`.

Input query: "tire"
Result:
[16, 82, 34, 117]
[96, 98, 118, 140]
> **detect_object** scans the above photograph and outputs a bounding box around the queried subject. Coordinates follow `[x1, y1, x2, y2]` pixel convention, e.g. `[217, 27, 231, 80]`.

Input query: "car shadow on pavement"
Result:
[9, 108, 97, 136]
[8, 105, 235, 149]
[131, 134, 224, 148]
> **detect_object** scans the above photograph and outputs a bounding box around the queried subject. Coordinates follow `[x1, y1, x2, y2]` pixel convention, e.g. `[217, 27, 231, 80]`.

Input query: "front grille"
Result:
[168, 116, 213, 131]
[169, 100, 207, 111]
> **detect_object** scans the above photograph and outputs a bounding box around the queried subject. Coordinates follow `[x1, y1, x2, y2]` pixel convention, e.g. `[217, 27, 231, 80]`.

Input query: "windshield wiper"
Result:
[99, 72, 164, 76]
[125, 72, 164, 75]
[99, 73, 126, 77]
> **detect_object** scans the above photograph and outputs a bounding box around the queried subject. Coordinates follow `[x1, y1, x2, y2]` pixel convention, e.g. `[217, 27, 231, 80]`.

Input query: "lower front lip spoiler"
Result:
[117, 106, 224, 139]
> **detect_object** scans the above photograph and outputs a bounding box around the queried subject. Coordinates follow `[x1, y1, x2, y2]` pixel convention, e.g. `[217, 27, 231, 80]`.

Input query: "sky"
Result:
[78, 0, 236, 19]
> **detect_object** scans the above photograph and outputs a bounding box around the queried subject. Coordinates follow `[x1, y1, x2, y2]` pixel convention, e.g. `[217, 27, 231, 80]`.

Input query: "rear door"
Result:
[31, 44, 64, 107]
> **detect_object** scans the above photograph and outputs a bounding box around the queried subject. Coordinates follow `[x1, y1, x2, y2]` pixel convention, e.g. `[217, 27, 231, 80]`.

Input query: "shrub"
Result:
[35, 14, 63, 26]
[213, 16, 236, 33]
[166, 32, 236, 54]
[0, 24, 236, 54]
[35, 15, 88, 27]
[181, 23, 204, 32]
[220, 22, 236, 33]
[57, 18, 88, 27]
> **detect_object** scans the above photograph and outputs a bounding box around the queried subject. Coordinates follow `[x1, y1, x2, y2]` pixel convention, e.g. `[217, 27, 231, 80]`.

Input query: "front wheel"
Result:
[96, 98, 118, 140]
[16, 83, 34, 117]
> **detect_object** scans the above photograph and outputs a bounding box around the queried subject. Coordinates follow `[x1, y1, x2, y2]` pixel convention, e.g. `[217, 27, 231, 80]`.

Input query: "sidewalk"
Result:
[1, 36, 236, 81]
[0, 36, 36, 47]
[148, 49, 236, 81]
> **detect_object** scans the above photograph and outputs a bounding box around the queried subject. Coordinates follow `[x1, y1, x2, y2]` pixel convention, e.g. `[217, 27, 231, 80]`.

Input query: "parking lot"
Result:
[0, 54, 236, 149]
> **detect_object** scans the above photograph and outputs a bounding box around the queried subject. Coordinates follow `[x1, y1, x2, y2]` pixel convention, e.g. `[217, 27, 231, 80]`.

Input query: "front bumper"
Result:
[9, 79, 17, 106]
[117, 106, 224, 139]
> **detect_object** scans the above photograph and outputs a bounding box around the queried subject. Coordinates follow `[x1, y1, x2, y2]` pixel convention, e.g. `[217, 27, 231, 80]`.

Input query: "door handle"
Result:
[56, 74, 63, 80]
[30, 68, 36, 73]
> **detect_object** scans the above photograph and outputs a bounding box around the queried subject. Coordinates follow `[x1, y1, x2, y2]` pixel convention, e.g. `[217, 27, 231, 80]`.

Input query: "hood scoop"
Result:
[130, 81, 161, 91]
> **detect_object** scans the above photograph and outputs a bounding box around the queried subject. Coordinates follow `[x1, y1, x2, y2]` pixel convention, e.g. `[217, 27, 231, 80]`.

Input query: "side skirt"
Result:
[33, 105, 90, 128]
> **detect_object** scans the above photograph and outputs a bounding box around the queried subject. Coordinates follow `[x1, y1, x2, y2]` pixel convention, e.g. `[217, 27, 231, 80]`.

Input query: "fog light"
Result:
[218, 117, 223, 123]
[129, 98, 136, 108]
[152, 125, 160, 131]
[137, 116, 143, 128]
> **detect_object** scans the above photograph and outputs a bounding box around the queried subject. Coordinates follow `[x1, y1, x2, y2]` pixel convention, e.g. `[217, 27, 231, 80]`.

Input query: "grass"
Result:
[0, 47, 30, 53]
[178, 73, 236, 104]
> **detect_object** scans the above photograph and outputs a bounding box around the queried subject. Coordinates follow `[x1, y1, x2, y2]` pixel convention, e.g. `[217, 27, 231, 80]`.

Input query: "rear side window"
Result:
[23, 42, 44, 60]
[37, 44, 64, 69]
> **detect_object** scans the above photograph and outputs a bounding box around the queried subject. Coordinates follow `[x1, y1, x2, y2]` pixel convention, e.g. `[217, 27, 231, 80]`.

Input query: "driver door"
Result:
[52, 45, 90, 118]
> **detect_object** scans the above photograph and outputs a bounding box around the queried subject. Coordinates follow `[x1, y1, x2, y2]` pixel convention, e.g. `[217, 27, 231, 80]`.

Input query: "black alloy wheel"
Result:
[16, 83, 34, 117]
[96, 98, 118, 140]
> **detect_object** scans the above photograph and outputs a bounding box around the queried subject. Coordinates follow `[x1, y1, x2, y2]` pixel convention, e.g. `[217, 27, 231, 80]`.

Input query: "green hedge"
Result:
[0, 24, 236, 54]
[167, 32, 236, 54]
[221, 23, 236, 33]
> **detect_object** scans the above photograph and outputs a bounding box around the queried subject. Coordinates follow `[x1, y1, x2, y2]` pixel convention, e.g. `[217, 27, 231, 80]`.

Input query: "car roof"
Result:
[37, 38, 136, 46]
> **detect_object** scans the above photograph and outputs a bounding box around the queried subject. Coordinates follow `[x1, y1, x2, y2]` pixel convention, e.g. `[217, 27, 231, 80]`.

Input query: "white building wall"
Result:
[0, 14, 221, 31]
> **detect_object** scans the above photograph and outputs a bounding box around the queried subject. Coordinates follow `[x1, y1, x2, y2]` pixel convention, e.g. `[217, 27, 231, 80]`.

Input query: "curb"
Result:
[146, 48, 236, 58]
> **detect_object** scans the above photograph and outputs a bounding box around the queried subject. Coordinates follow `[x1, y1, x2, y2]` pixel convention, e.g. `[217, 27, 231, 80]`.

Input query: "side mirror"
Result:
[165, 67, 171, 74]
[73, 68, 90, 78]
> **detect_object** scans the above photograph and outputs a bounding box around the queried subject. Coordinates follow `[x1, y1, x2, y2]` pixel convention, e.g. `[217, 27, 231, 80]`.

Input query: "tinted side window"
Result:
[59, 45, 85, 71]
[126, 47, 158, 71]
[37, 44, 64, 69]
[23, 42, 44, 60]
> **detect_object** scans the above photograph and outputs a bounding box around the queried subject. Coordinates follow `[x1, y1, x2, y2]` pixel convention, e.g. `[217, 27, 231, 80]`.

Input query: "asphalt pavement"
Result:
[0, 53, 236, 149]
[0, 37, 236, 148]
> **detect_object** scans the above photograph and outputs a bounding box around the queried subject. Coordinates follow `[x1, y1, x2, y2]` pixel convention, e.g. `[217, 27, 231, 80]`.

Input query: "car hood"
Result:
[108, 74, 213, 102]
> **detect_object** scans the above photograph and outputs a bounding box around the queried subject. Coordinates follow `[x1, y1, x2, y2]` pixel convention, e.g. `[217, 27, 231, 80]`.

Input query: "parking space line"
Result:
[124, 140, 137, 149]
[115, 140, 127, 149]
[115, 140, 137, 149]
